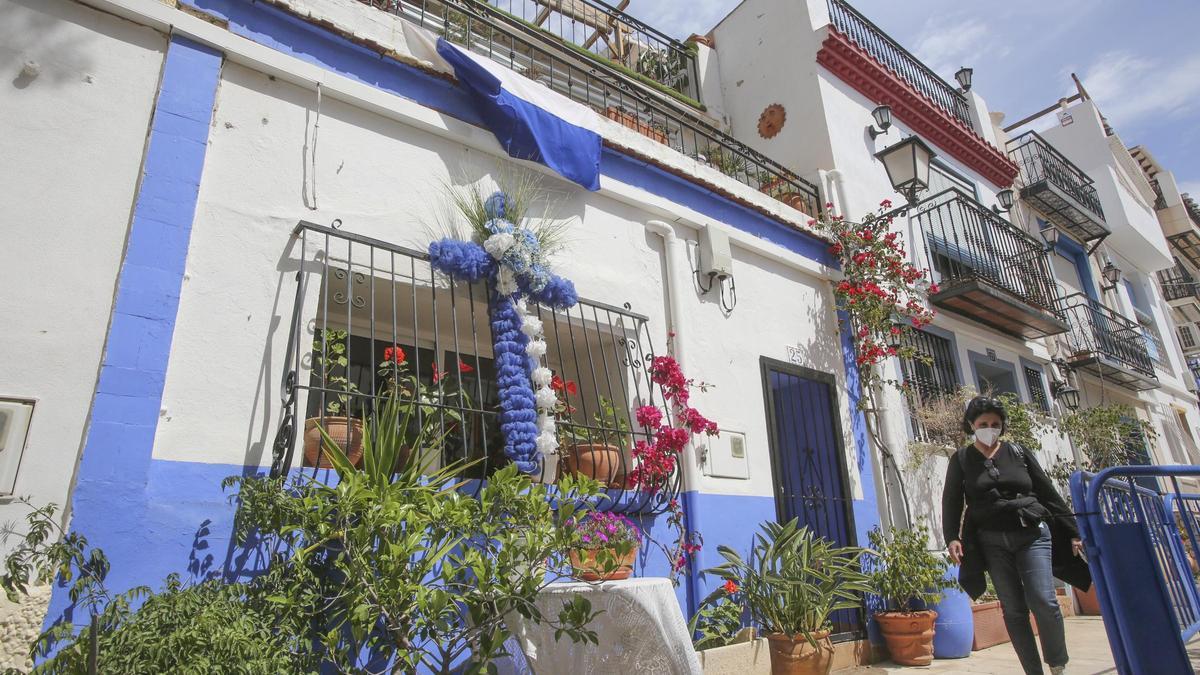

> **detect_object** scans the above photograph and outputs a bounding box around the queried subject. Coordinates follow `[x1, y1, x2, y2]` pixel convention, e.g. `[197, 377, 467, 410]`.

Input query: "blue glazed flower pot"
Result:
[931, 565, 973, 659]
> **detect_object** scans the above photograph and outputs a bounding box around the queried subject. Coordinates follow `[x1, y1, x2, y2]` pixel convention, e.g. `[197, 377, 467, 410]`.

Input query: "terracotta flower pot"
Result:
[560, 443, 626, 487]
[1057, 587, 1075, 618]
[568, 544, 637, 581]
[303, 417, 364, 468]
[970, 601, 1008, 650]
[604, 107, 667, 144]
[764, 631, 834, 675]
[1074, 584, 1101, 616]
[875, 610, 936, 666]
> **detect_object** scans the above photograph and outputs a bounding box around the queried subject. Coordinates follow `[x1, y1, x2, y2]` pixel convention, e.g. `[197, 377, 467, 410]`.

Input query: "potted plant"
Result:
[303, 329, 364, 468]
[690, 579, 768, 671]
[559, 393, 630, 488]
[867, 525, 951, 666]
[567, 512, 640, 581]
[707, 519, 870, 675]
[604, 106, 668, 144]
[970, 584, 1008, 651]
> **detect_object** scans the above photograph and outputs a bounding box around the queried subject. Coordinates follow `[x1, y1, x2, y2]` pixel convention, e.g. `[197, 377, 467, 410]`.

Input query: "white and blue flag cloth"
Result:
[435, 38, 602, 191]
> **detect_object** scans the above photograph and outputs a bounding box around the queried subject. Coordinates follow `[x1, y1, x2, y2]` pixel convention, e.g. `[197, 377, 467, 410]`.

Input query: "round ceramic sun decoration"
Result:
[757, 103, 786, 139]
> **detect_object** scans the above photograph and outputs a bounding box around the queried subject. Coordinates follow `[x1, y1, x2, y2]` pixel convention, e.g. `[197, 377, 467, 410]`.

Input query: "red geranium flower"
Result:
[383, 345, 406, 364]
[723, 579, 739, 594]
[459, 360, 474, 374]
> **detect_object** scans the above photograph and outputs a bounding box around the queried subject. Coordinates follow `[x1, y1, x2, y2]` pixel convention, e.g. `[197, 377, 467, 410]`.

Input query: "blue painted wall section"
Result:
[49, 36, 223, 625]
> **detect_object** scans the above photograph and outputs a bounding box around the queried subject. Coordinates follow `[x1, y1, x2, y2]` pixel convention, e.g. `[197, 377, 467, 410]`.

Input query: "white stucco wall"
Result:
[0, 0, 165, 523]
[153, 59, 855, 505]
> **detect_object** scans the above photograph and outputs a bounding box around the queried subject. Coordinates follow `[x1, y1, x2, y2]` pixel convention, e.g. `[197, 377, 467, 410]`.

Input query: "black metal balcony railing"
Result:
[271, 222, 680, 514]
[915, 188, 1061, 312]
[827, 0, 971, 127]
[1059, 292, 1156, 380]
[1007, 131, 1108, 242]
[479, 0, 699, 102]
[1159, 265, 1199, 303]
[357, 0, 820, 217]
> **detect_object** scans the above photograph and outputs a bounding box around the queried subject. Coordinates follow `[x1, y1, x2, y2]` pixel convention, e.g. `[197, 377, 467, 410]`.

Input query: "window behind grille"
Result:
[274, 222, 677, 513]
[898, 329, 958, 439]
[1024, 365, 1050, 413]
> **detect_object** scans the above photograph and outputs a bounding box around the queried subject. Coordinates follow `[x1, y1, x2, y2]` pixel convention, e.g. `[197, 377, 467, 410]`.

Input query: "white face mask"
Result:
[974, 427, 1002, 447]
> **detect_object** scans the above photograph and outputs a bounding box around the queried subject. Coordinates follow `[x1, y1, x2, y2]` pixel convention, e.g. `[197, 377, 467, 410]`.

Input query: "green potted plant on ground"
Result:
[867, 525, 951, 666]
[707, 519, 870, 675]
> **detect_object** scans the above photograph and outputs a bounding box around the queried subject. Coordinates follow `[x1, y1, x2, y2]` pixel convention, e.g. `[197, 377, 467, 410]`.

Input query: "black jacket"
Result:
[943, 442, 1092, 600]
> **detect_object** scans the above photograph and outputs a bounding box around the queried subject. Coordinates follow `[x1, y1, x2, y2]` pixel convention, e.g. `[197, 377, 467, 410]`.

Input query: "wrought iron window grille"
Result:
[271, 221, 680, 513]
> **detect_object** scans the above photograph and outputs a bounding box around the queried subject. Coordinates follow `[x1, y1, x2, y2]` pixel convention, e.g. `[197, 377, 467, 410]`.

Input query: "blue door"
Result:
[761, 359, 864, 639]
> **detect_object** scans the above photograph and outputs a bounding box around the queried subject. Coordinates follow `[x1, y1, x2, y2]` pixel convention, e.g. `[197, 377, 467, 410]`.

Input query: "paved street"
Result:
[836, 617, 1117, 674]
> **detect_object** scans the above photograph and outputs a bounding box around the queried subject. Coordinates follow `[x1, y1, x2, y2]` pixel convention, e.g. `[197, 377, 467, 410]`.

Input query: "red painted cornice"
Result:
[816, 28, 1019, 188]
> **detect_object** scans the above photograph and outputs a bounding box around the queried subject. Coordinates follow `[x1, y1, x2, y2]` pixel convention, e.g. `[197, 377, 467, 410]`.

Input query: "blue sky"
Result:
[632, 0, 1200, 196]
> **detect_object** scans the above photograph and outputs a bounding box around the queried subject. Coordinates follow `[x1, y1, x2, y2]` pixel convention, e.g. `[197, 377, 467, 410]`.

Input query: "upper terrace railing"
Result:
[478, 0, 699, 102]
[1059, 292, 1156, 380]
[914, 188, 1061, 314]
[827, 0, 971, 127]
[1007, 131, 1106, 222]
[1159, 264, 1199, 303]
[357, 0, 821, 217]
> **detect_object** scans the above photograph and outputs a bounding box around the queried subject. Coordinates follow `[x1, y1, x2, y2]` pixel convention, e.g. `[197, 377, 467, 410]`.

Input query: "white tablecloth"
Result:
[505, 577, 702, 675]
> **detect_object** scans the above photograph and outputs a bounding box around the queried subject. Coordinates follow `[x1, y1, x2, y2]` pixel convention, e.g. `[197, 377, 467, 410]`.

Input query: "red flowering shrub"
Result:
[812, 200, 935, 389]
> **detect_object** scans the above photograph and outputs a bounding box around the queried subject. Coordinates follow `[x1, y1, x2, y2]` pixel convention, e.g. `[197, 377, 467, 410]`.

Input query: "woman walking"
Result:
[942, 396, 1090, 675]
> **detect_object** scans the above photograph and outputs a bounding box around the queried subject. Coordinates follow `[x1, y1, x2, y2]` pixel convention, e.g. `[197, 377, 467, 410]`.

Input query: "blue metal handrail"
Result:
[1072, 466, 1200, 674]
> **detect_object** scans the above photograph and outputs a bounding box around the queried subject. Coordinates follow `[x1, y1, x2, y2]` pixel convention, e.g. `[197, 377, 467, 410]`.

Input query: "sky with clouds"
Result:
[629, 0, 1200, 196]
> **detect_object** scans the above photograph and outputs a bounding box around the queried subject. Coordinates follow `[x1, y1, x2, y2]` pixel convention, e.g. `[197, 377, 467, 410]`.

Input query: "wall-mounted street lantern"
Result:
[867, 104, 892, 140]
[991, 188, 1014, 214]
[876, 135, 936, 206]
[1051, 379, 1081, 412]
[1101, 260, 1123, 292]
[1039, 224, 1060, 251]
[955, 66, 974, 93]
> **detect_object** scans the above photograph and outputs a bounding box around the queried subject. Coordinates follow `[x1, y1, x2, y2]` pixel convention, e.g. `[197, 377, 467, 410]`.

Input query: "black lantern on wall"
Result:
[1101, 260, 1123, 292]
[1039, 223, 1060, 251]
[991, 188, 1014, 214]
[1051, 379, 1081, 412]
[875, 135, 936, 206]
[955, 66, 974, 92]
[868, 104, 892, 140]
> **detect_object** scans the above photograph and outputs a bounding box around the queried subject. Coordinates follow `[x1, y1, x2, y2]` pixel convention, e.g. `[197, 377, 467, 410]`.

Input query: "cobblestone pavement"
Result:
[835, 616, 1118, 674]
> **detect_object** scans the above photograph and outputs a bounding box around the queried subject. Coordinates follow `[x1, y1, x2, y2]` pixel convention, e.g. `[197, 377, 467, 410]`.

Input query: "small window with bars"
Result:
[898, 329, 959, 439]
[274, 222, 676, 513]
[1023, 365, 1050, 413]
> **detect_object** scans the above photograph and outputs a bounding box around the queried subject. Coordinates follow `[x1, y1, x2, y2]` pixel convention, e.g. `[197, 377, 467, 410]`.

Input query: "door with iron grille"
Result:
[761, 358, 864, 639]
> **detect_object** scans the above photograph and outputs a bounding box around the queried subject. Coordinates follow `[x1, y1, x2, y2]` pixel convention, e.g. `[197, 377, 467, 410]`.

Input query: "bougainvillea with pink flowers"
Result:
[809, 200, 935, 392]
[624, 338, 717, 578]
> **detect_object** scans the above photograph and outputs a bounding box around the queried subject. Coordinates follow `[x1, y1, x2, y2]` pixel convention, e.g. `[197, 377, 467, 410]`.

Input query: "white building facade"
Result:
[2, 0, 1198, 664]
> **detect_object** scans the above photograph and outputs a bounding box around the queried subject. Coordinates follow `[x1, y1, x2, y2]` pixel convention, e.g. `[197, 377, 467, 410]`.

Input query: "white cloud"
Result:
[626, 0, 734, 39]
[911, 16, 1012, 82]
[1079, 51, 1200, 128]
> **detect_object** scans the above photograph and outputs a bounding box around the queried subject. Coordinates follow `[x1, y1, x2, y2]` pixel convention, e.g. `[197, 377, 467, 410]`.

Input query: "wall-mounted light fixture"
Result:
[955, 66, 974, 93]
[1038, 224, 1060, 252]
[867, 104, 892, 140]
[876, 135, 936, 207]
[991, 188, 1014, 214]
[1050, 378, 1081, 412]
[1101, 260, 1123, 292]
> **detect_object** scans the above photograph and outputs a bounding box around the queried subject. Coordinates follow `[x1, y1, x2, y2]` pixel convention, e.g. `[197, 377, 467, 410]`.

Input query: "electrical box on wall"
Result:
[0, 399, 33, 495]
[698, 225, 733, 282]
[702, 429, 749, 479]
